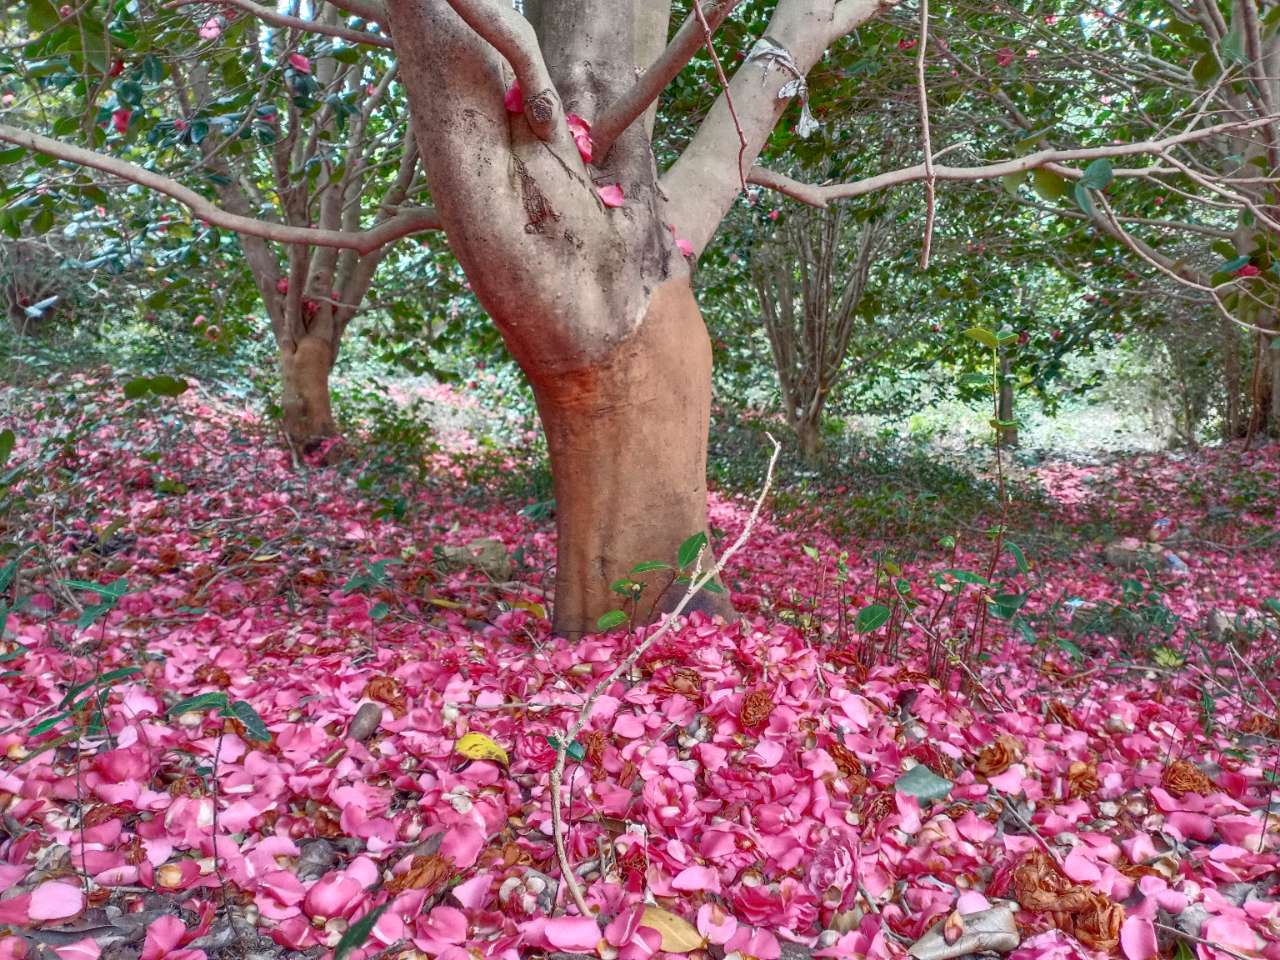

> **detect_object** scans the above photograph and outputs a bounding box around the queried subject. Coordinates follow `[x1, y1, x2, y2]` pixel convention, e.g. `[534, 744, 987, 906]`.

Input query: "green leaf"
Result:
[123, 377, 151, 400]
[1073, 182, 1095, 216]
[169, 691, 230, 715]
[596, 609, 627, 631]
[224, 700, 271, 742]
[0, 147, 26, 165]
[630, 560, 672, 574]
[699, 579, 725, 594]
[369, 601, 390, 620]
[1031, 168, 1069, 201]
[1219, 255, 1250, 272]
[150, 375, 189, 397]
[1192, 52, 1219, 85]
[0, 429, 13, 468]
[1006, 541, 1030, 575]
[964, 327, 999, 348]
[30, 711, 69, 736]
[677, 532, 708, 569]
[30, 207, 55, 234]
[1079, 158, 1113, 190]
[334, 903, 390, 960]
[936, 569, 991, 587]
[895, 764, 953, 802]
[610, 578, 638, 597]
[1001, 170, 1025, 196]
[854, 603, 891, 633]
[802, 545, 820, 562]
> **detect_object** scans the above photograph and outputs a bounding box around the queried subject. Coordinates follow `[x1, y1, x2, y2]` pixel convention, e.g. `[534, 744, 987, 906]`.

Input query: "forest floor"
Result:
[1, 369, 1278, 960]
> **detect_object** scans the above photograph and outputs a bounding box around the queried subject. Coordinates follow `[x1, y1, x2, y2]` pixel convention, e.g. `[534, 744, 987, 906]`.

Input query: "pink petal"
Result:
[504, 81, 523, 113]
[566, 114, 593, 164]
[672, 864, 720, 893]
[439, 823, 485, 870]
[1121, 916, 1157, 960]
[544, 916, 602, 952]
[54, 941, 100, 960]
[956, 891, 992, 914]
[597, 184, 625, 207]
[450, 872, 492, 910]
[29, 882, 84, 921]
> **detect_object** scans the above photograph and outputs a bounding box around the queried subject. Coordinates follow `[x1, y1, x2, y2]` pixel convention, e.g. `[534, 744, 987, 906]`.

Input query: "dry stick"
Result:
[691, 0, 748, 193]
[548, 436, 783, 918]
[914, 0, 935, 269]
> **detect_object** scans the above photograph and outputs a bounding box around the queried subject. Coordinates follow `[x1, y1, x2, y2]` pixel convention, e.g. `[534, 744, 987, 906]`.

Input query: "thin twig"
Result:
[691, 0, 748, 192]
[548, 436, 782, 918]
[915, 0, 935, 268]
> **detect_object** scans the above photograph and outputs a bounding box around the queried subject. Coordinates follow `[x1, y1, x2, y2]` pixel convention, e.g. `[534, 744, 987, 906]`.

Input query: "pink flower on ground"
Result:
[696, 903, 738, 945]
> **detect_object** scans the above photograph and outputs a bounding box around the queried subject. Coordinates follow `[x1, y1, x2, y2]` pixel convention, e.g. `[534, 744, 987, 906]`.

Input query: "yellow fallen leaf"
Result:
[511, 600, 547, 620]
[455, 732, 509, 766]
[639, 906, 705, 954]
[428, 596, 464, 609]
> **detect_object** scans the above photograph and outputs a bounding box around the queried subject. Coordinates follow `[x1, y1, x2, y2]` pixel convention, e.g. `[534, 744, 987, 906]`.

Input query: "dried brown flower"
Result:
[1161, 759, 1213, 797]
[1012, 850, 1125, 953]
[739, 688, 775, 729]
[194, 663, 232, 687]
[975, 734, 1023, 777]
[1047, 700, 1076, 728]
[1067, 761, 1099, 799]
[386, 853, 456, 895]
[364, 675, 407, 717]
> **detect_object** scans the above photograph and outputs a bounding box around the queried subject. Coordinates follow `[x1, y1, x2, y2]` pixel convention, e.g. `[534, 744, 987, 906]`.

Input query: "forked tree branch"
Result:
[0, 124, 440, 254]
[592, 0, 743, 158]
[167, 0, 393, 47]
[439, 0, 561, 140]
[747, 115, 1280, 205]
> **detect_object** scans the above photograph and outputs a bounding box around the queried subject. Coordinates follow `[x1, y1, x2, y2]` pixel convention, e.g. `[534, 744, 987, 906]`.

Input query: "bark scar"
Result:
[512, 156, 560, 235]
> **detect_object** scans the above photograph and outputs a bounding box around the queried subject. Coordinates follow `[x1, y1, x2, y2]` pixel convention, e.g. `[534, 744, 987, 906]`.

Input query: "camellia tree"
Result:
[0, 2, 439, 445]
[4, 0, 1273, 634]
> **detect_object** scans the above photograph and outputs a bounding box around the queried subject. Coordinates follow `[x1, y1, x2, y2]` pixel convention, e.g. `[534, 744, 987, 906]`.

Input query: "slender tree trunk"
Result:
[794, 411, 822, 461]
[528, 280, 731, 637]
[997, 355, 1018, 448]
[279, 334, 338, 448]
[1222, 315, 1244, 439]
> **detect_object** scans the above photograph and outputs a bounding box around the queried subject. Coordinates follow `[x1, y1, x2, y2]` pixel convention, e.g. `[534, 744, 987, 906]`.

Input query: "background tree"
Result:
[752, 203, 888, 457]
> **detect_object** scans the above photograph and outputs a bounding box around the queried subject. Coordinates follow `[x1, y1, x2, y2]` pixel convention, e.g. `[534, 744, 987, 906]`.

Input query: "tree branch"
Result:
[322, 0, 388, 26]
[747, 115, 1280, 204]
[0, 123, 440, 254]
[592, 0, 742, 159]
[166, 0, 393, 47]
[439, 0, 560, 140]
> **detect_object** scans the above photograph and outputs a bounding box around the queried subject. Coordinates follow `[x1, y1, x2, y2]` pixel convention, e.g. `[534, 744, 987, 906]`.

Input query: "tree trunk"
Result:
[527, 279, 731, 638]
[279, 334, 339, 448]
[793, 412, 822, 461]
[997, 356, 1018, 448]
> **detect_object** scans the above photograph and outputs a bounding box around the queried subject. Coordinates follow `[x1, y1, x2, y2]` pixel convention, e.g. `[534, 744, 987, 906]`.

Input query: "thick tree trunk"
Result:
[526, 279, 731, 637]
[279, 334, 339, 448]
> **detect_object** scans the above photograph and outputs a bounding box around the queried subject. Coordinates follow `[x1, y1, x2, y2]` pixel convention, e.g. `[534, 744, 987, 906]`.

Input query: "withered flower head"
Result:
[1161, 758, 1213, 798]
[975, 734, 1023, 777]
[739, 688, 775, 729]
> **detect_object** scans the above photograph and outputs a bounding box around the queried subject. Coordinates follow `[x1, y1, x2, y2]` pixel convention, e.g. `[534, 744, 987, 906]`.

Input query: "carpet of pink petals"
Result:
[1, 380, 1278, 960]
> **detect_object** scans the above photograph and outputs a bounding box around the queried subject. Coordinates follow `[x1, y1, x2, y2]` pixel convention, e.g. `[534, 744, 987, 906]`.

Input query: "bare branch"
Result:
[831, 0, 886, 39]
[166, 0, 393, 46]
[322, 0, 388, 25]
[914, 0, 935, 268]
[0, 123, 440, 255]
[439, 0, 560, 140]
[592, 0, 742, 158]
[747, 115, 1280, 204]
